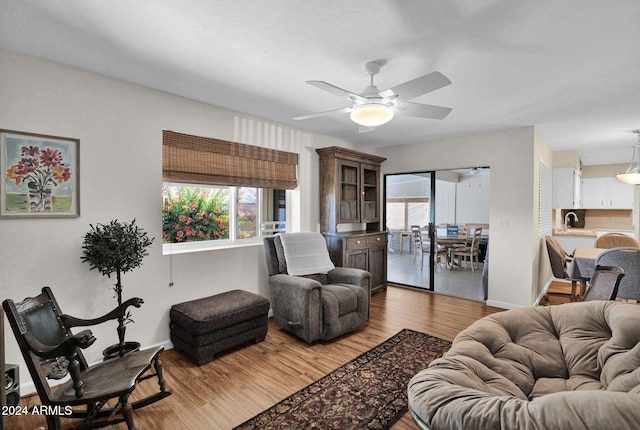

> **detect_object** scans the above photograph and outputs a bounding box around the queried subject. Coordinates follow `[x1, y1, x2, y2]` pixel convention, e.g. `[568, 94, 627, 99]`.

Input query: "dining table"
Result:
[436, 236, 470, 246]
[565, 247, 606, 301]
[399, 230, 470, 255]
[570, 247, 607, 280]
[436, 235, 470, 269]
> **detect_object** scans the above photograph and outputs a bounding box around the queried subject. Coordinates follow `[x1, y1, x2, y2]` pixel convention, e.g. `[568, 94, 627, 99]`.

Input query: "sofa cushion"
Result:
[301, 273, 329, 284]
[322, 284, 358, 316]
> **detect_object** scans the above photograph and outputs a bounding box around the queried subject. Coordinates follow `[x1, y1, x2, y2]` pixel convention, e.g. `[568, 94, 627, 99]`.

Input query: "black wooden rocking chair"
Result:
[2, 287, 171, 430]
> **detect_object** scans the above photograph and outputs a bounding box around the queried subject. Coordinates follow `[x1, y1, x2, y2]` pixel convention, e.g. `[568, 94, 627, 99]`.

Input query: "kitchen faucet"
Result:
[564, 211, 578, 230]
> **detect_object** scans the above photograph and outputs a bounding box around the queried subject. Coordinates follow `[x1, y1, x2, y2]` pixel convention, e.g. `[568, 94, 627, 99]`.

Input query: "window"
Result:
[385, 197, 429, 230]
[163, 184, 230, 243]
[162, 130, 296, 254]
[162, 183, 287, 252]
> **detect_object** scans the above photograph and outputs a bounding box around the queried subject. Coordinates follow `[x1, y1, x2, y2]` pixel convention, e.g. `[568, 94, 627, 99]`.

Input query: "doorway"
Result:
[384, 167, 490, 301]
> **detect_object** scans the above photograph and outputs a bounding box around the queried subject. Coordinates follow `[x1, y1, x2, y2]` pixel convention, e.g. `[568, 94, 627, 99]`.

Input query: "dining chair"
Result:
[595, 247, 640, 301]
[593, 232, 640, 249]
[411, 225, 422, 257]
[411, 225, 426, 268]
[450, 228, 482, 272]
[412, 225, 446, 270]
[582, 265, 624, 301]
[544, 235, 587, 302]
[594, 232, 640, 249]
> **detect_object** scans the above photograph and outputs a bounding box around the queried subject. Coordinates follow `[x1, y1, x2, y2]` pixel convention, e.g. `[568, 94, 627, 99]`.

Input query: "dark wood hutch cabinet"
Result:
[316, 146, 388, 293]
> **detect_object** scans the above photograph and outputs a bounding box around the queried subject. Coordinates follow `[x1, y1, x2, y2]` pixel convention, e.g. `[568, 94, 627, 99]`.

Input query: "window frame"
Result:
[162, 182, 288, 255]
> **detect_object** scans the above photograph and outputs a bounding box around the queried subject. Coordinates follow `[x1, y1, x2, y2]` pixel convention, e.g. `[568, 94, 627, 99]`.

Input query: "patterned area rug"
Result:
[234, 329, 451, 430]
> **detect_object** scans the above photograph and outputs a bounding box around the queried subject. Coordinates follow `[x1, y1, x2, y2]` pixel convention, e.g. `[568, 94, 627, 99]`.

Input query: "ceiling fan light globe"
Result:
[350, 103, 393, 127]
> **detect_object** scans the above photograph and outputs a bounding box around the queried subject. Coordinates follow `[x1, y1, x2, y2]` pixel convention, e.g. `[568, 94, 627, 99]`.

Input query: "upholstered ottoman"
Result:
[408, 301, 640, 430]
[170, 290, 270, 365]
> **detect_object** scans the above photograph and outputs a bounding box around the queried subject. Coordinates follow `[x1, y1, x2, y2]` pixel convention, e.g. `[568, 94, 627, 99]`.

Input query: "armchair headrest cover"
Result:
[277, 232, 335, 276]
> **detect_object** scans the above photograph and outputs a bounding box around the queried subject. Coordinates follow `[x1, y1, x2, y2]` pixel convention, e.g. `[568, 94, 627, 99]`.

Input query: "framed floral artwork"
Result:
[1, 129, 80, 218]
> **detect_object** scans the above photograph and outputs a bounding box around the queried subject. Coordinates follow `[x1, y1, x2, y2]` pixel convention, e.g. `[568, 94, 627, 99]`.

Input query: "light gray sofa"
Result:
[263, 235, 371, 343]
[408, 301, 640, 430]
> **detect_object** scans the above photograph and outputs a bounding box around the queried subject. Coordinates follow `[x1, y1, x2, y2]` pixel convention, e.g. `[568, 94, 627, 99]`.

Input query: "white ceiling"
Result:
[1, 0, 640, 166]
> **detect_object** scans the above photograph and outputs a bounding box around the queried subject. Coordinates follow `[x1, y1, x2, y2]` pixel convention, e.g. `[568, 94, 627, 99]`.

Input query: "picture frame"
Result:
[1, 129, 80, 218]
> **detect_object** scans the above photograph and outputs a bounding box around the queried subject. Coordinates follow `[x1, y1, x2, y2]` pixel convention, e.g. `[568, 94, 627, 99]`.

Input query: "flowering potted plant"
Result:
[5, 144, 72, 212]
[81, 219, 154, 358]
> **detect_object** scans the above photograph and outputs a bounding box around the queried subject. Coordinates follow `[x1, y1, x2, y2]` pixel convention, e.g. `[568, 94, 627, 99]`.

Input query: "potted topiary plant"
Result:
[81, 218, 154, 359]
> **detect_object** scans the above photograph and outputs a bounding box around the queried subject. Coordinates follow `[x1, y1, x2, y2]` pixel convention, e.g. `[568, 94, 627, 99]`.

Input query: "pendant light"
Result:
[616, 130, 640, 185]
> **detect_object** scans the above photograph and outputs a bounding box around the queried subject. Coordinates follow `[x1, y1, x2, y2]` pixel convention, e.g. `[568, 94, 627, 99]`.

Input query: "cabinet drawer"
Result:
[367, 234, 386, 246]
[346, 237, 368, 250]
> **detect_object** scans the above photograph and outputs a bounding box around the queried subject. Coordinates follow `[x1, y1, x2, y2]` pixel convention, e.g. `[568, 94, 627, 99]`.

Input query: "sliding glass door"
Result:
[384, 167, 491, 301]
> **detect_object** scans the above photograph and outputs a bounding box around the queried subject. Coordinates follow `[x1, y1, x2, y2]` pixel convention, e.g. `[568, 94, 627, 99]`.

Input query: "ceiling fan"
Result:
[468, 166, 490, 175]
[293, 60, 452, 132]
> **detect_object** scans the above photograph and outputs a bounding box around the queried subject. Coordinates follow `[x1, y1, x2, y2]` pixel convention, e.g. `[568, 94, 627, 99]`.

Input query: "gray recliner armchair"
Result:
[263, 233, 371, 343]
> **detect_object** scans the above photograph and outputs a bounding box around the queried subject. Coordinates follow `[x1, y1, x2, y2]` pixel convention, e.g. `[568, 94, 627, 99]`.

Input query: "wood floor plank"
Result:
[9, 285, 502, 430]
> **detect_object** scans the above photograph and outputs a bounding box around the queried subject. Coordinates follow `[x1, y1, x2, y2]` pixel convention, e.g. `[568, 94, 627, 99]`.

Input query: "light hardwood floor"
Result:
[9, 285, 503, 430]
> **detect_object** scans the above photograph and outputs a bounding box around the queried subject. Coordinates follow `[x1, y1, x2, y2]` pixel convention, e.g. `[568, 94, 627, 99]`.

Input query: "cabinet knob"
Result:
[376, 237, 381, 241]
[356, 240, 361, 244]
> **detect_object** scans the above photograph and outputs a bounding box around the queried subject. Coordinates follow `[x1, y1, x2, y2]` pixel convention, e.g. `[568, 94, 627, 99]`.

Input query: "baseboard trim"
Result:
[534, 278, 554, 305]
[485, 299, 521, 310]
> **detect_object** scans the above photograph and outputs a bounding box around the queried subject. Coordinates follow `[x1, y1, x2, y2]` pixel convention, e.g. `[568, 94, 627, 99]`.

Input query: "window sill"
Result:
[162, 238, 263, 255]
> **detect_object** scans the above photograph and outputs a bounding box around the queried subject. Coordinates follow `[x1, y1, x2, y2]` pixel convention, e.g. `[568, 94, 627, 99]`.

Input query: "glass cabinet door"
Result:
[361, 164, 380, 223]
[339, 160, 360, 222]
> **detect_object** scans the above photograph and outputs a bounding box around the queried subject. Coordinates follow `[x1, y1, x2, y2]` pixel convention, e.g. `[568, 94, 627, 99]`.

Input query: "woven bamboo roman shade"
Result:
[163, 130, 298, 189]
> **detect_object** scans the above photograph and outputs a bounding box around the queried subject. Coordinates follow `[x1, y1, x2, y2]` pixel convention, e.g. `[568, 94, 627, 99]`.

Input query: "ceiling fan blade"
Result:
[293, 107, 351, 121]
[395, 101, 452, 120]
[383, 71, 451, 101]
[306, 81, 367, 102]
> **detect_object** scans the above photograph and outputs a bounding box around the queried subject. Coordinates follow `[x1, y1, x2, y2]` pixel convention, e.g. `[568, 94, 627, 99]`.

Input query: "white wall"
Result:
[455, 174, 490, 225]
[0, 49, 352, 391]
[373, 127, 543, 309]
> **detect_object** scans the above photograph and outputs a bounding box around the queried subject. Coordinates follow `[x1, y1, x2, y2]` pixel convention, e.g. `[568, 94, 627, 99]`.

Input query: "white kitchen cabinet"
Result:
[553, 167, 581, 208]
[582, 178, 607, 208]
[582, 177, 634, 209]
[608, 177, 635, 208]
